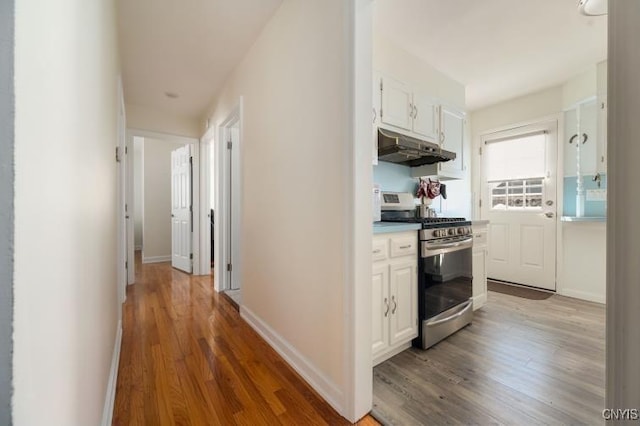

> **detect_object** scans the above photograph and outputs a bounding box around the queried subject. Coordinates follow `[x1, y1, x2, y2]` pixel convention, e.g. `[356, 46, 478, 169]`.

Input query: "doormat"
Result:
[488, 280, 553, 300]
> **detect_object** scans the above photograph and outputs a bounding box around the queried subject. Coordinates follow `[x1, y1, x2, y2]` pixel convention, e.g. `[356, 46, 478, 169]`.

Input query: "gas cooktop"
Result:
[381, 217, 471, 228]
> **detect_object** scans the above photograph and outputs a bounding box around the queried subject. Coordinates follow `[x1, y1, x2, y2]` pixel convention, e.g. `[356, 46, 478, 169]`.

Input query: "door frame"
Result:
[125, 129, 201, 278]
[116, 77, 127, 311]
[203, 99, 243, 293]
[477, 113, 563, 290]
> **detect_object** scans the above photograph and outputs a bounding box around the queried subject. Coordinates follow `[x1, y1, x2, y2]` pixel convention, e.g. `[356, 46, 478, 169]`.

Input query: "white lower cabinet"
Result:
[472, 223, 488, 310]
[372, 231, 418, 365]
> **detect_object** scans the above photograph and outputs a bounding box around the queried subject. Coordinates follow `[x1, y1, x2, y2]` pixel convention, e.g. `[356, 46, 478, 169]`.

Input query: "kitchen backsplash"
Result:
[563, 174, 607, 217]
[373, 161, 472, 218]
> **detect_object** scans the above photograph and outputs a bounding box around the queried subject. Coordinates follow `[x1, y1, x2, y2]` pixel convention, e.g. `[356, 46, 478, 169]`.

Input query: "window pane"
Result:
[485, 133, 546, 181]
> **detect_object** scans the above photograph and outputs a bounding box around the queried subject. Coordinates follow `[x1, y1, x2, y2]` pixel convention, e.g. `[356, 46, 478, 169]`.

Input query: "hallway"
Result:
[112, 260, 376, 425]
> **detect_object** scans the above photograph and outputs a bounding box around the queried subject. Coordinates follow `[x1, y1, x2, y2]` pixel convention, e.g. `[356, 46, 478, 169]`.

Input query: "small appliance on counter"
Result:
[380, 191, 473, 350]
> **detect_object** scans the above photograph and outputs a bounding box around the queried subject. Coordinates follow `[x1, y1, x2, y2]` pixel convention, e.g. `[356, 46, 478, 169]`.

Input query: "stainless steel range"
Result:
[380, 192, 473, 349]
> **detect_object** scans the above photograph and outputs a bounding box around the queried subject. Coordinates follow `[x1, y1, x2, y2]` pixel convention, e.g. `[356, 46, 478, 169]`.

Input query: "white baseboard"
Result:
[558, 288, 606, 304]
[473, 293, 487, 310]
[142, 255, 171, 264]
[101, 320, 123, 426]
[240, 306, 345, 416]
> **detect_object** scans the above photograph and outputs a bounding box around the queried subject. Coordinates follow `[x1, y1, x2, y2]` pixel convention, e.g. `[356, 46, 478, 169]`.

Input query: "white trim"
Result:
[240, 305, 344, 414]
[558, 289, 605, 304]
[142, 255, 171, 264]
[473, 293, 488, 309]
[214, 100, 243, 293]
[117, 77, 127, 313]
[344, 0, 374, 422]
[372, 342, 410, 367]
[199, 125, 216, 277]
[101, 320, 122, 426]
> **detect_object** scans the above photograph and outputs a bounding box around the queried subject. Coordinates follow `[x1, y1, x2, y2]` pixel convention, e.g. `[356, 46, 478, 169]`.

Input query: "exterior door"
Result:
[481, 121, 557, 290]
[171, 145, 192, 273]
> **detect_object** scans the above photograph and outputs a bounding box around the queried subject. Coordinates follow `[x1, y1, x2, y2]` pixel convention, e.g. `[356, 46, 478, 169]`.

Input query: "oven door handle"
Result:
[425, 300, 473, 328]
[422, 237, 473, 255]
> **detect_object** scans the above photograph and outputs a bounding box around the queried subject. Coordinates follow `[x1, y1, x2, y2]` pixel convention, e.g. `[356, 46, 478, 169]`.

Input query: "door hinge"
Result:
[380, 108, 383, 119]
[379, 79, 383, 91]
[190, 253, 193, 260]
[227, 140, 232, 150]
[125, 146, 128, 155]
[115, 147, 122, 163]
[479, 147, 483, 155]
[125, 260, 128, 269]
[125, 203, 128, 213]
[479, 199, 483, 208]
[227, 263, 232, 272]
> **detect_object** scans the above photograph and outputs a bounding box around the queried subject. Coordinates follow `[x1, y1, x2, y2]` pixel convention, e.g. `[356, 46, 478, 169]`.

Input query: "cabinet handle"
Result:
[409, 103, 415, 119]
[373, 108, 376, 123]
[414, 105, 418, 119]
[399, 245, 411, 249]
[373, 249, 381, 254]
[440, 131, 445, 144]
[569, 133, 588, 144]
[384, 298, 390, 317]
[391, 296, 397, 314]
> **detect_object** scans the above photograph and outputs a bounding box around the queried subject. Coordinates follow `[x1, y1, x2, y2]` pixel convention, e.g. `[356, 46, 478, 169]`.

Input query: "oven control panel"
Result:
[431, 226, 472, 238]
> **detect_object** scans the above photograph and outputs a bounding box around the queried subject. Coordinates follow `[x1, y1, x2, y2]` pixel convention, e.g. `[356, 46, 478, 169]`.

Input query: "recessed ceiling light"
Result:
[165, 91, 179, 99]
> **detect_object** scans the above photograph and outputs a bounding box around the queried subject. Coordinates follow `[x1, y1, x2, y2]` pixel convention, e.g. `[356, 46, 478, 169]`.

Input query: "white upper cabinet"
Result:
[380, 76, 413, 131]
[412, 90, 440, 141]
[376, 73, 467, 179]
[563, 97, 600, 177]
[438, 106, 466, 178]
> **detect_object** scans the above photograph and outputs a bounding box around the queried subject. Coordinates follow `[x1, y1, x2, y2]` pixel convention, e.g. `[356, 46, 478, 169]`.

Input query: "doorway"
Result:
[205, 102, 242, 302]
[126, 130, 201, 280]
[480, 120, 559, 290]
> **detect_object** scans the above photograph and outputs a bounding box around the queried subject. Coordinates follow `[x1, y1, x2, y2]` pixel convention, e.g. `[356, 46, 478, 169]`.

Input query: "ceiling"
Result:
[117, 0, 283, 119]
[374, 0, 608, 111]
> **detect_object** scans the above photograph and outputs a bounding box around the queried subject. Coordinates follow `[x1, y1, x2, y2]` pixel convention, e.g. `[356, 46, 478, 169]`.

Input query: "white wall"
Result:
[204, 0, 361, 419]
[126, 103, 201, 138]
[133, 136, 144, 249]
[13, 0, 121, 424]
[142, 137, 185, 261]
[373, 33, 465, 109]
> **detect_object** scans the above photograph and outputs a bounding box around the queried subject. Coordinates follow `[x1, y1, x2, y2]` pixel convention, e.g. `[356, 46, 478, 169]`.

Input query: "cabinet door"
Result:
[472, 249, 487, 310]
[439, 106, 465, 178]
[380, 76, 413, 131]
[372, 263, 390, 358]
[579, 99, 598, 176]
[412, 91, 439, 142]
[372, 74, 381, 165]
[564, 108, 578, 177]
[389, 259, 418, 346]
[597, 95, 607, 173]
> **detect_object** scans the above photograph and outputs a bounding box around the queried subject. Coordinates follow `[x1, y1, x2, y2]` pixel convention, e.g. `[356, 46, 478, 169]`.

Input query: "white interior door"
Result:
[171, 144, 192, 273]
[481, 121, 557, 290]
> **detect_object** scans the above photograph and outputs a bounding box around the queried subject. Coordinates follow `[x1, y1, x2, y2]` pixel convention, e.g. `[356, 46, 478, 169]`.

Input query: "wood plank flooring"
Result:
[113, 255, 379, 425]
[372, 283, 605, 425]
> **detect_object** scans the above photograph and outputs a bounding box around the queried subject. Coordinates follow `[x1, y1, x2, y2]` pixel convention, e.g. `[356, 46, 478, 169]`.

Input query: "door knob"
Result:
[545, 212, 554, 218]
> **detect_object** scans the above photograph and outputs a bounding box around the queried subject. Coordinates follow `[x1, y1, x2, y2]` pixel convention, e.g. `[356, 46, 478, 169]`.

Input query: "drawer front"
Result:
[390, 236, 417, 258]
[372, 239, 388, 262]
[473, 231, 487, 247]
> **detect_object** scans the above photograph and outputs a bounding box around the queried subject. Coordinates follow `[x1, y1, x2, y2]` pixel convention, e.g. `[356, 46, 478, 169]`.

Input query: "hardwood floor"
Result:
[113, 256, 379, 425]
[372, 283, 605, 425]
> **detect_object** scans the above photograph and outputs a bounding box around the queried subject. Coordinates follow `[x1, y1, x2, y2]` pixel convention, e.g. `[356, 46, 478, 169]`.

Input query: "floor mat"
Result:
[487, 280, 553, 300]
